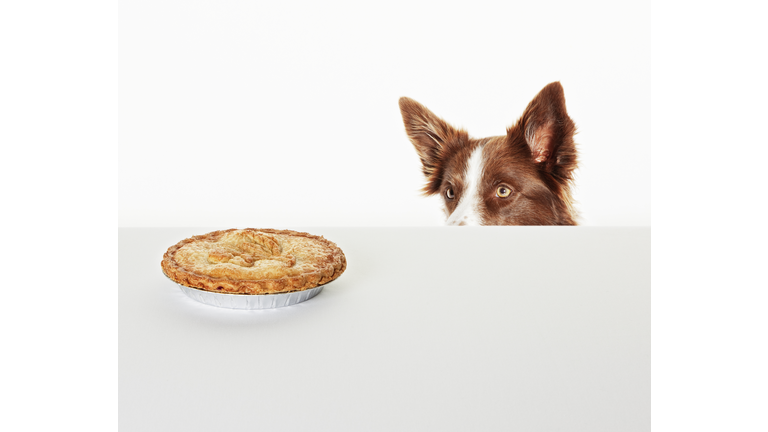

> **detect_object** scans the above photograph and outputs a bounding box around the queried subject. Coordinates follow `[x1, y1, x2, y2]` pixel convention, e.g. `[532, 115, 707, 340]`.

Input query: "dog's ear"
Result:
[512, 82, 577, 175]
[399, 97, 466, 194]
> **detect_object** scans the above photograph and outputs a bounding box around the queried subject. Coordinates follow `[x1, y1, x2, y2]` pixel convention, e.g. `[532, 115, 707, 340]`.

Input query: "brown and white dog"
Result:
[399, 82, 578, 225]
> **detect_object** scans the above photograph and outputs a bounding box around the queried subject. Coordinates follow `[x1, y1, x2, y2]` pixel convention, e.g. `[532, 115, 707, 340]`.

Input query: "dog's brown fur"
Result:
[399, 82, 578, 225]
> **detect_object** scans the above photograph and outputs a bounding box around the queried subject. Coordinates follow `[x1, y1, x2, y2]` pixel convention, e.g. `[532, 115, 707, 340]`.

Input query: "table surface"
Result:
[119, 227, 650, 432]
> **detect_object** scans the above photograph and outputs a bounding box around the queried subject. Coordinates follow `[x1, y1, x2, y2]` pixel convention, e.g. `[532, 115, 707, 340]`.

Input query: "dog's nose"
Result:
[446, 213, 470, 226]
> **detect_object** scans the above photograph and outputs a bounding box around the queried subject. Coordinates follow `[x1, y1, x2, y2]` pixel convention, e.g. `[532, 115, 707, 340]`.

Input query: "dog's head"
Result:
[399, 82, 578, 226]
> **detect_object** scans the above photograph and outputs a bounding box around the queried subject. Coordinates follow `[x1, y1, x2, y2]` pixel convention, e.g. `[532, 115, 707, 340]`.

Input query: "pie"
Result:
[161, 228, 346, 295]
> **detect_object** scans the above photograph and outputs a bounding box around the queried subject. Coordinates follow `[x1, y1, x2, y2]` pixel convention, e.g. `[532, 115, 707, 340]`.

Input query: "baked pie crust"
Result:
[161, 228, 346, 295]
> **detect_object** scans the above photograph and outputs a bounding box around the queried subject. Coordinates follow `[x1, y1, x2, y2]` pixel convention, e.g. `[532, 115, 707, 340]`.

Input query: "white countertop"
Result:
[119, 227, 649, 431]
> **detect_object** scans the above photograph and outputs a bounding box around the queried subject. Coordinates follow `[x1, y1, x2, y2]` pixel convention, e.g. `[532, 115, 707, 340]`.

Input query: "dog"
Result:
[399, 82, 578, 225]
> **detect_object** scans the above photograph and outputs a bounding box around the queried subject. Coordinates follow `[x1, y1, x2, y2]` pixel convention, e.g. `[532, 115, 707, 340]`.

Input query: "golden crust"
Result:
[161, 228, 346, 295]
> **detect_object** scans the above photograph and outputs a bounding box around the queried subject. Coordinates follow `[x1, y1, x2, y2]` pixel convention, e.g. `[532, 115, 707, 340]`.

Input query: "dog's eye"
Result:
[445, 188, 455, 200]
[496, 186, 512, 198]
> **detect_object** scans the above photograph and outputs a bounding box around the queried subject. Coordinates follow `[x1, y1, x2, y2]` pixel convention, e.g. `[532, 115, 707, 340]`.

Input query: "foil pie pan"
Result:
[168, 277, 326, 310]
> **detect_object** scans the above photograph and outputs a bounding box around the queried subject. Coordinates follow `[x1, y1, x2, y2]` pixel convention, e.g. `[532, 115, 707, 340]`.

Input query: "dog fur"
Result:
[399, 82, 578, 225]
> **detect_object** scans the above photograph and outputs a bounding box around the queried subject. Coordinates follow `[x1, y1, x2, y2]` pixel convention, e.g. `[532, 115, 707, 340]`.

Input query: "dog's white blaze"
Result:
[446, 145, 485, 226]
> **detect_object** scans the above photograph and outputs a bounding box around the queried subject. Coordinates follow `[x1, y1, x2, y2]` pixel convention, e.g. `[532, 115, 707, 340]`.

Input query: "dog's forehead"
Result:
[479, 136, 519, 160]
[442, 139, 483, 181]
[480, 137, 538, 181]
[442, 136, 537, 187]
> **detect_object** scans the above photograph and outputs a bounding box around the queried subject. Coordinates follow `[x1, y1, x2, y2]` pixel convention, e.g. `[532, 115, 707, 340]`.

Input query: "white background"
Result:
[119, 0, 649, 227]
